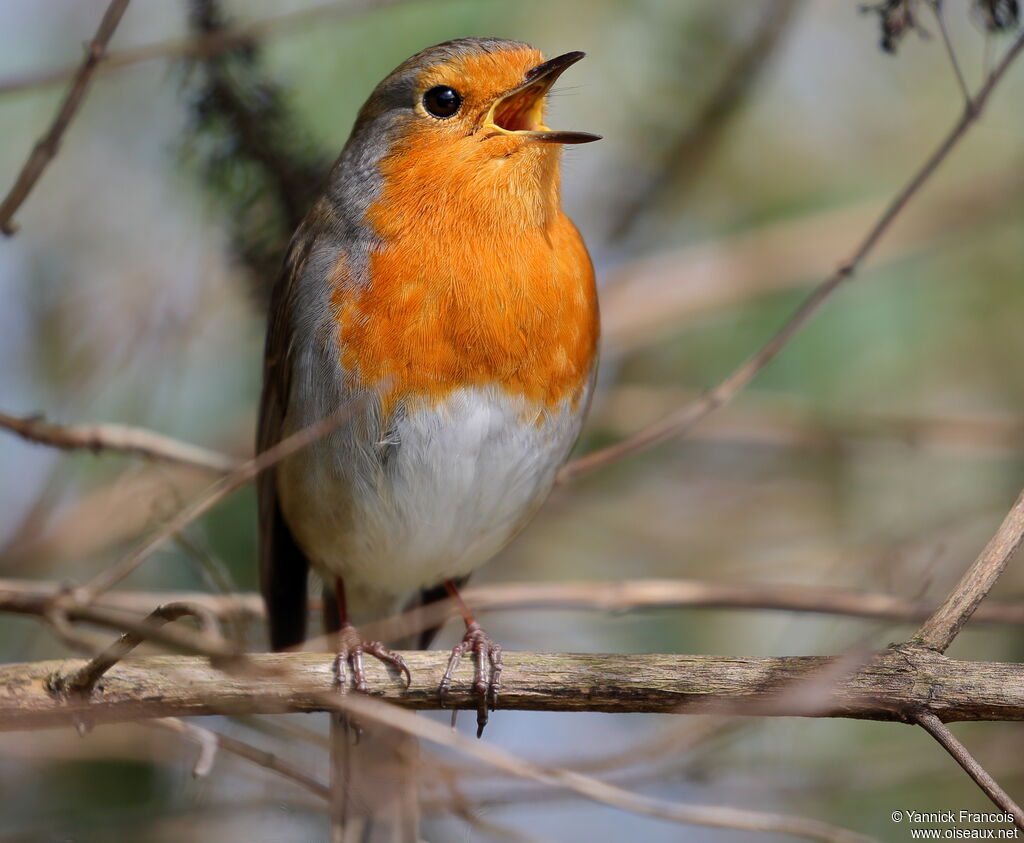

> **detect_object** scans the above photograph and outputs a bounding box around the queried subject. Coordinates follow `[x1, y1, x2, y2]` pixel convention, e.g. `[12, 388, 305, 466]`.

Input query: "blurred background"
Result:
[1, 1, 1023, 840]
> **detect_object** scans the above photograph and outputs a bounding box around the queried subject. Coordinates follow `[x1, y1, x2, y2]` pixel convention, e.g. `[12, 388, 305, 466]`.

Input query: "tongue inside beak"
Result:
[484, 51, 601, 145]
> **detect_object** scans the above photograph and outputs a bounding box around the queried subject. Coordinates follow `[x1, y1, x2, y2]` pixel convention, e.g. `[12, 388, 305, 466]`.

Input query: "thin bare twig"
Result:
[43, 606, 109, 655]
[0, 411, 237, 473]
[448, 795, 553, 843]
[150, 717, 330, 800]
[54, 602, 224, 698]
[233, 714, 329, 749]
[325, 693, 876, 843]
[73, 399, 363, 602]
[609, 0, 802, 240]
[0, 588, 239, 661]
[0, 464, 213, 570]
[596, 384, 1024, 455]
[5, 577, 1024, 632]
[560, 28, 1024, 483]
[362, 577, 1024, 645]
[929, 0, 973, 103]
[914, 711, 1024, 830]
[0, 0, 408, 97]
[172, 533, 249, 647]
[603, 164, 1024, 354]
[901, 486, 1024, 823]
[465, 716, 734, 781]
[0, 0, 131, 235]
[1, 580, 262, 623]
[912, 487, 1024, 652]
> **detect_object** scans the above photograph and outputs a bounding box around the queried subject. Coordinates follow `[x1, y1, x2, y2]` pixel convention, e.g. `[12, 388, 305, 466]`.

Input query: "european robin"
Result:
[257, 37, 600, 735]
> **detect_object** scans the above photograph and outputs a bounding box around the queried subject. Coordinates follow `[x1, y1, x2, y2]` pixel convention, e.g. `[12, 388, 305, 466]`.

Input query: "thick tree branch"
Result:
[3, 647, 1024, 731]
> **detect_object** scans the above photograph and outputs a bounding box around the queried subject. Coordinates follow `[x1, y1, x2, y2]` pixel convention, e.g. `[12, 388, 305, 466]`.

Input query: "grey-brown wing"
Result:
[257, 226, 318, 652]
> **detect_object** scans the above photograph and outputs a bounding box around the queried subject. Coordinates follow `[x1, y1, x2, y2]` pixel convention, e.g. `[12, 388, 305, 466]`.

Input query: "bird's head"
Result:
[332, 38, 599, 235]
[398, 40, 598, 144]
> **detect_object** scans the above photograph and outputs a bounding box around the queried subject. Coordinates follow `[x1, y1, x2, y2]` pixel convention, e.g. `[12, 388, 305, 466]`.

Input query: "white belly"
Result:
[277, 386, 584, 617]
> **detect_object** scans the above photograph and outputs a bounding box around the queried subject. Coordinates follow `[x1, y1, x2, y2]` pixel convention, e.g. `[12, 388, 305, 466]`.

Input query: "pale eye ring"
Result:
[423, 85, 462, 118]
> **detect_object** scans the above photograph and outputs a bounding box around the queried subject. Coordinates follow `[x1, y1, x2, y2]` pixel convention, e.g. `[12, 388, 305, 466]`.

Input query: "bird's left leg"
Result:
[438, 579, 503, 737]
[331, 577, 410, 693]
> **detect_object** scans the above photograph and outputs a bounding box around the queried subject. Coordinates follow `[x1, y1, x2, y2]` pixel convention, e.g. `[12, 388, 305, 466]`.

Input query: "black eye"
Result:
[423, 85, 462, 118]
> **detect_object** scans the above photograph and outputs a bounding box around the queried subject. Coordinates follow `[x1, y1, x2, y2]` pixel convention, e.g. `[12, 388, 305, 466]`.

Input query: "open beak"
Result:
[483, 51, 601, 144]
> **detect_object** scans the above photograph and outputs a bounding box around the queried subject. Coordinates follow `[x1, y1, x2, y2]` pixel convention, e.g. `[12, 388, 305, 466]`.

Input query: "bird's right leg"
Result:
[326, 580, 418, 841]
[437, 579, 503, 737]
[331, 577, 410, 692]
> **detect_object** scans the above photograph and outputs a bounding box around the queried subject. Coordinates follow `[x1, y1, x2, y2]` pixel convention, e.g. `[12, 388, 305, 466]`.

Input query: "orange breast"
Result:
[330, 131, 599, 419]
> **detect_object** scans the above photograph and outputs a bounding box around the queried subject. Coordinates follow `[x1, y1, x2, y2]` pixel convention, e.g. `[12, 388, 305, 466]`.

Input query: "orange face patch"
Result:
[415, 46, 545, 128]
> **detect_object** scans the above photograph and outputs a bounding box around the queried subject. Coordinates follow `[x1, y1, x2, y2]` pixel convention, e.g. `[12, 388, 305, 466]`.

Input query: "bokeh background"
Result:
[1, 1, 1023, 841]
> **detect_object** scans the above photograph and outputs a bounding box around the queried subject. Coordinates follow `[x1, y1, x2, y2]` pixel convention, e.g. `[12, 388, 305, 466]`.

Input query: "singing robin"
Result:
[257, 37, 600, 735]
